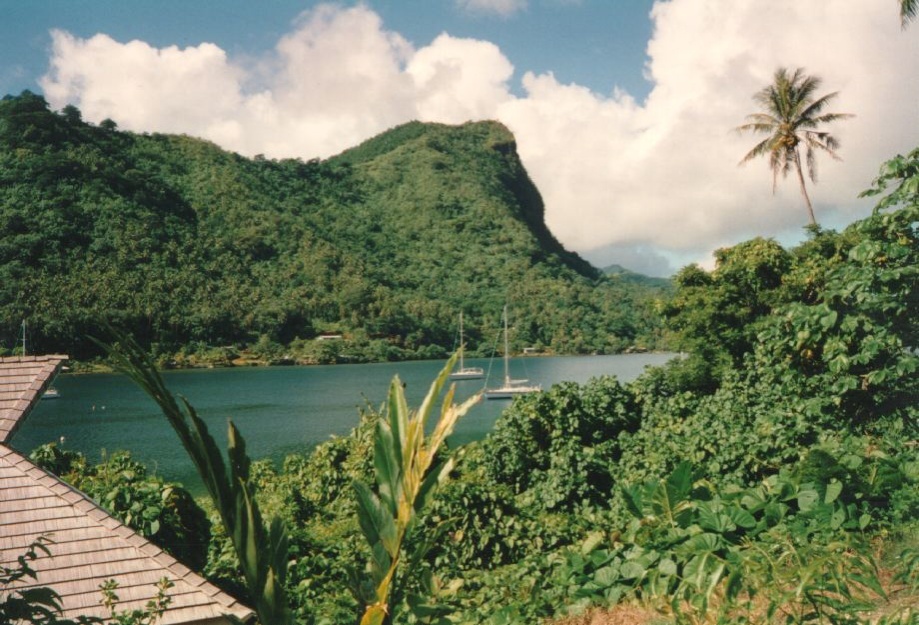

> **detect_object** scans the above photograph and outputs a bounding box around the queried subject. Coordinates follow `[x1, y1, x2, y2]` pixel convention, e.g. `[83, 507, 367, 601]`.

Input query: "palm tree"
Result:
[736, 67, 852, 226]
[903, 0, 917, 27]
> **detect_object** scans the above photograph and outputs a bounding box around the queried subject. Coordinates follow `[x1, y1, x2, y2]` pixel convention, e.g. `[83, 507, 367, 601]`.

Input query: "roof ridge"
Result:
[0, 355, 70, 362]
[0, 354, 68, 444]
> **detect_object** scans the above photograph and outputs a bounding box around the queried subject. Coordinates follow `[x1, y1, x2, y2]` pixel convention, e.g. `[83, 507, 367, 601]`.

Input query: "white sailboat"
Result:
[449, 311, 484, 380]
[484, 306, 540, 400]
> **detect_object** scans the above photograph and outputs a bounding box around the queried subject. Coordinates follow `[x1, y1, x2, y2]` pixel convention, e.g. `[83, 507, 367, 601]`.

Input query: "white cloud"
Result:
[407, 33, 515, 122]
[501, 0, 918, 270]
[41, 5, 421, 158]
[40, 1, 919, 276]
[261, 4, 417, 154]
[42, 30, 246, 136]
[455, 0, 527, 18]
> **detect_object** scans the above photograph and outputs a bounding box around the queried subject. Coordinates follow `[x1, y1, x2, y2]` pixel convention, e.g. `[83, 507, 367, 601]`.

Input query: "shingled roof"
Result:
[0, 356, 254, 625]
[0, 355, 67, 443]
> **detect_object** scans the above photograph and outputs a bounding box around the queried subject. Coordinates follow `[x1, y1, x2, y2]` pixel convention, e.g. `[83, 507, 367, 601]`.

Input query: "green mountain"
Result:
[0, 91, 665, 362]
[603, 264, 673, 290]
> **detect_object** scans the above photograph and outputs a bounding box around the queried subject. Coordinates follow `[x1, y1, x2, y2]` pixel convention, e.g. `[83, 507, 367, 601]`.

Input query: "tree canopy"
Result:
[0, 93, 666, 363]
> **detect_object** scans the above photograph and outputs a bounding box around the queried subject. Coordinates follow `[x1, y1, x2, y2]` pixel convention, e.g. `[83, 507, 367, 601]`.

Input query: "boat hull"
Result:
[450, 368, 484, 381]
[484, 384, 540, 400]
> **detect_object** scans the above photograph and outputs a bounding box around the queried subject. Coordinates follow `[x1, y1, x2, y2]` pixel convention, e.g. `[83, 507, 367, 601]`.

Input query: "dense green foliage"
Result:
[235, 148, 912, 623]
[17, 107, 917, 622]
[0, 92, 663, 363]
[483, 377, 640, 511]
[661, 237, 794, 391]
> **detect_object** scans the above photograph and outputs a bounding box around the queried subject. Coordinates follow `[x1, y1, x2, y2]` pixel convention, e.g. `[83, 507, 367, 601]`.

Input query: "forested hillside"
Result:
[603, 264, 673, 290]
[0, 91, 663, 363]
[31, 147, 918, 624]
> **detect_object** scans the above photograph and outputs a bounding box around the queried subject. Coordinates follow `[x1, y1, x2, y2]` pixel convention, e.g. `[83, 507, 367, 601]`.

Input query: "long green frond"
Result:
[739, 137, 777, 165]
[100, 331, 293, 625]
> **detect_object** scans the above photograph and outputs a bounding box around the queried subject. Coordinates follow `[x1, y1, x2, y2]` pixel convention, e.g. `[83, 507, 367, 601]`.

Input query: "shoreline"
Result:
[61, 347, 671, 376]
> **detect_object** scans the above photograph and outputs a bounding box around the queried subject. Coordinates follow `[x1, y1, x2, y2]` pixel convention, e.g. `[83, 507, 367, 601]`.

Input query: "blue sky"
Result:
[2, 1, 657, 102]
[3, 1, 917, 276]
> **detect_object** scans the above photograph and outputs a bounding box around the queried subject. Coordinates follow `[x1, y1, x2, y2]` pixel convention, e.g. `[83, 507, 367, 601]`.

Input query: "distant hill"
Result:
[603, 264, 673, 290]
[0, 92, 667, 362]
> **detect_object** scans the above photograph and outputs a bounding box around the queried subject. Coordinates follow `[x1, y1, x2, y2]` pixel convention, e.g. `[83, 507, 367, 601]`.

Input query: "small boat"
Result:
[450, 312, 484, 380]
[484, 306, 540, 400]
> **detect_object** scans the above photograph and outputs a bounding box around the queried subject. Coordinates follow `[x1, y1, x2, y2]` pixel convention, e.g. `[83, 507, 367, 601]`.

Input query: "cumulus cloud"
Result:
[41, 5, 420, 157]
[499, 0, 918, 271]
[407, 34, 515, 122]
[42, 31, 246, 138]
[40, 0, 919, 276]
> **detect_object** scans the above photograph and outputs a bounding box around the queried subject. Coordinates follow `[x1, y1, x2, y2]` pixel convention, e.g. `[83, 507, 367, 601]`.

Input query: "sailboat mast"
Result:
[459, 311, 464, 370]
[503, 306, 510, 384]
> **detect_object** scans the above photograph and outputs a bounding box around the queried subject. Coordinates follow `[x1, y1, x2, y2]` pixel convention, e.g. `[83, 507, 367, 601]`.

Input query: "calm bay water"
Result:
[12, 353, 672, 489]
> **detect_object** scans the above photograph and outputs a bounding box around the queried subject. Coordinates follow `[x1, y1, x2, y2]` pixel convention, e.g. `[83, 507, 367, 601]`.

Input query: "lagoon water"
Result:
[12, 353, 673, 489]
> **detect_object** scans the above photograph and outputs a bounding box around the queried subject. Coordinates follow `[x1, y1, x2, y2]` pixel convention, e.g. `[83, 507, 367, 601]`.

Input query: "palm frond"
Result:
[736, 112, 780, 134]
[739, 137, 775, 165]
[805, 144, 818, 182]
[822, 135, 842, 154]
[813, 112, 854, 125]
[794, 72, 822, 103]
[902, 0, 917, 27]
[736, 66, 850, 223]
[99, 331, 293, 625]
[799, 91, 842, 120]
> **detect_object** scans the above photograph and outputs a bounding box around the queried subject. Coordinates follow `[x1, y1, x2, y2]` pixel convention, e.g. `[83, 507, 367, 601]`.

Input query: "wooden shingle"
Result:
[0, 356, 254, 625]
[0, 355, 67, 443]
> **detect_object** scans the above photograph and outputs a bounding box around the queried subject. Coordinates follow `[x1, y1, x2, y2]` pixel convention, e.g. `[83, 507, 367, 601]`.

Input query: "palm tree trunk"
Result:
[793, 150, 817, 226]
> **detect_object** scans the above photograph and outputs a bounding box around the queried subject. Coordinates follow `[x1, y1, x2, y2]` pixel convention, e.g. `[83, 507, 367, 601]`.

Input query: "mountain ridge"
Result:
[0, 91, 665, 362]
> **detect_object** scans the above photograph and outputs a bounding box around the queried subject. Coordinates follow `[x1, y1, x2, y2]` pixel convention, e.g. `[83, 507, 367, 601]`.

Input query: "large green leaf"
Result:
[353, 480, 398, 556]
[682, 551, 725, 591]
[696, 503, 735, 534]
[387, 376, 409, 470]
[621, 484, 645, 519]
[414, 457, 454, 515]
[373, 418, 400, 516]
[651, 462, 694, 526]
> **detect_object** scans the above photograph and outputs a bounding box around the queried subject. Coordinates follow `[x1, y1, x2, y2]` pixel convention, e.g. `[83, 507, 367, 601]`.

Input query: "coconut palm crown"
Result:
[736, 67, 853, 226]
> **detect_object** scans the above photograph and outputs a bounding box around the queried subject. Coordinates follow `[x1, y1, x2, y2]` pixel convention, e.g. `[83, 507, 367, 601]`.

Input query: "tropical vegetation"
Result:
[3, 9, 917, 613]
[736, 68, 852, 226]
[0, 92, 664, 365]
[19, 146, 918, 624]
